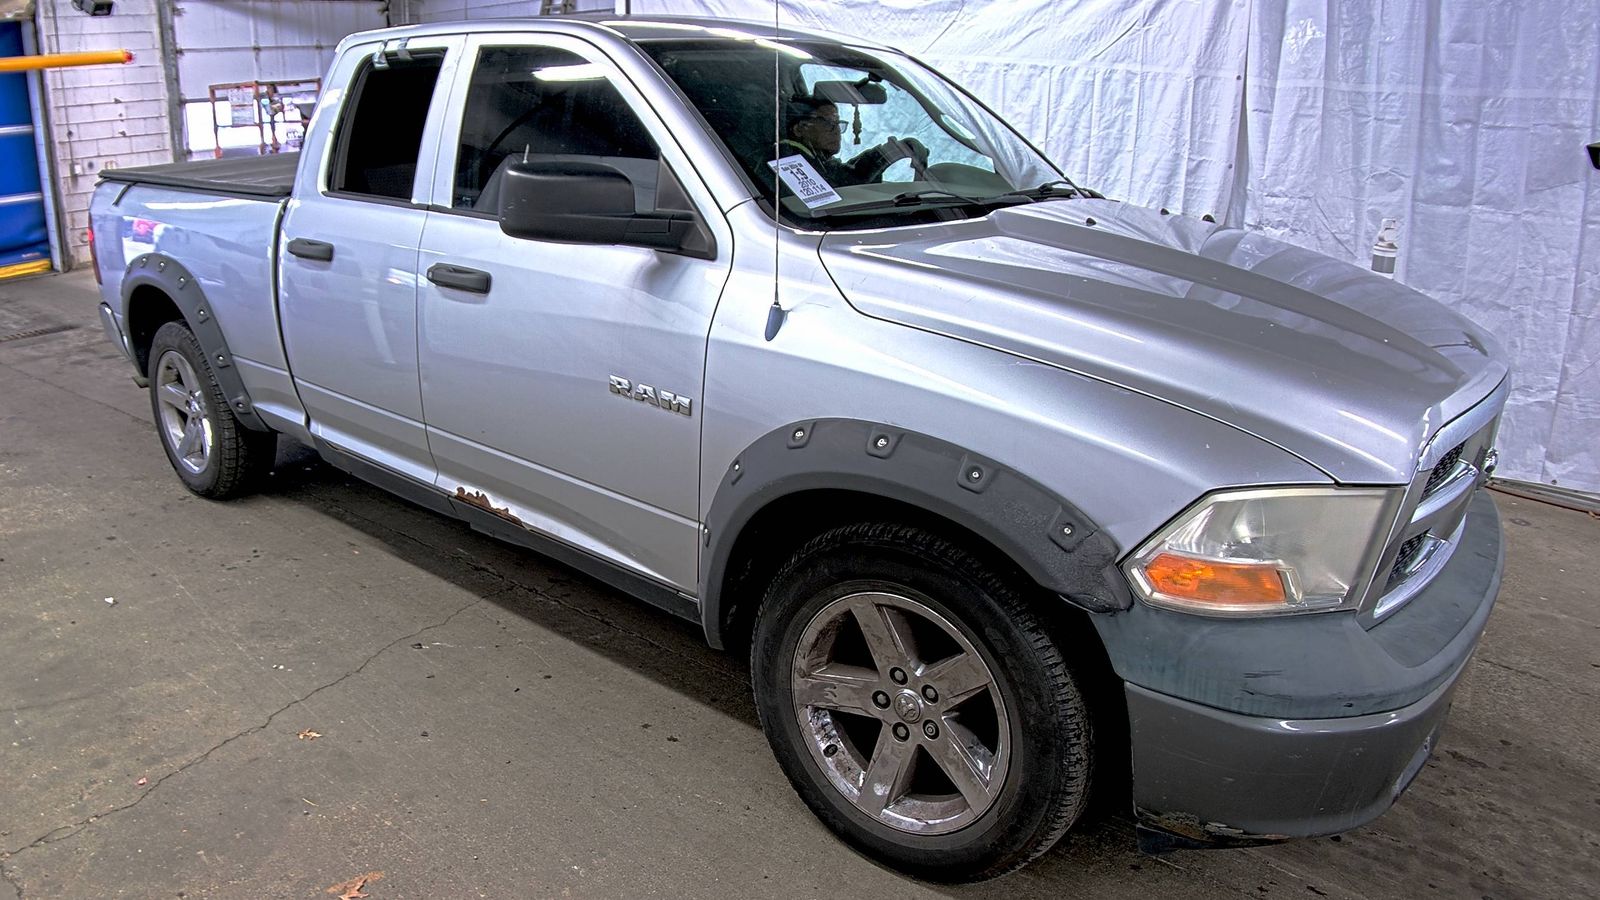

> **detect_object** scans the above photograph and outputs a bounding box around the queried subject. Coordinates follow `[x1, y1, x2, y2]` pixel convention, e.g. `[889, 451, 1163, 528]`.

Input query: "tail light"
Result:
[87, 225, 101, 284]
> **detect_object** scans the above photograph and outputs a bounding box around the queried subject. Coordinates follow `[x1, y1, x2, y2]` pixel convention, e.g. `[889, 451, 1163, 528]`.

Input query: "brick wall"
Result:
[35, 0, 174, 267]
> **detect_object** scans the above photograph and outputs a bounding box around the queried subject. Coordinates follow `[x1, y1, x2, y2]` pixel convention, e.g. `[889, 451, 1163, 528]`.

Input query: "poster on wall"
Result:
[226, 87, 258, 126]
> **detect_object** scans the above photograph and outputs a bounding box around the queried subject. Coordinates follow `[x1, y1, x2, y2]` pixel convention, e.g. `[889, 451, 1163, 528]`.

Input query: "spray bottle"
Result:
[1371, 217, 1400, 277]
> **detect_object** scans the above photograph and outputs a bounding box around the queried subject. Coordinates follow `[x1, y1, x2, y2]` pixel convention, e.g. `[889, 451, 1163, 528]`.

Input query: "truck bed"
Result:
[99, 153, 298, 199]
[91, 157, 297, 431]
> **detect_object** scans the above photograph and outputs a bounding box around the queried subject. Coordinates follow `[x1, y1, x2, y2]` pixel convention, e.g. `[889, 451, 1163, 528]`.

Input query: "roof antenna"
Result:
[764, 299, 786, 341]
[766, 0, 783, 342]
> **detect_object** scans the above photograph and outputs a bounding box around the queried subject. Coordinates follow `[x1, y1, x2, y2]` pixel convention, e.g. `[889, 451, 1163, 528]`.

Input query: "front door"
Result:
[416, 35, 732, 593]
[278, 35, 463, 482]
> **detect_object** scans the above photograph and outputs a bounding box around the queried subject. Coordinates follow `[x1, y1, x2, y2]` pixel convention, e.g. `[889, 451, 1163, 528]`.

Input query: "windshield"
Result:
[638, 37, 1080, 227]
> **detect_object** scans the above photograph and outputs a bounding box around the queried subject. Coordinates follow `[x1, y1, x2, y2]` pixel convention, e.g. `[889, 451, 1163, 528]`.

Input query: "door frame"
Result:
[18, 22, 62, 274]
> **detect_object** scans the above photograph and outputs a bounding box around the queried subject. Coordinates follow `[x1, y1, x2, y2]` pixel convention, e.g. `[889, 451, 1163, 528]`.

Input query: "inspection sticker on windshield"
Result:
[768, 155, 842, 208]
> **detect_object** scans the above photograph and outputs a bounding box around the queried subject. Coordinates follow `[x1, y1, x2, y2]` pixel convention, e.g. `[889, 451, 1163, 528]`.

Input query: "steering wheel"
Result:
[865, 137, 930, 183]
[909, 145, 930, 181]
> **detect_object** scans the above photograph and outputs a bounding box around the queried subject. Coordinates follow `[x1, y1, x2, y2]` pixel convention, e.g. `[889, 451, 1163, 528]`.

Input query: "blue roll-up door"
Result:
[0, 22, 50, 273]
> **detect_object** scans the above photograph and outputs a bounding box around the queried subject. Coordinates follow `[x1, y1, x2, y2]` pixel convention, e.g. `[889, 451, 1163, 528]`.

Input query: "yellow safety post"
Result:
[0, 49, 133, 73]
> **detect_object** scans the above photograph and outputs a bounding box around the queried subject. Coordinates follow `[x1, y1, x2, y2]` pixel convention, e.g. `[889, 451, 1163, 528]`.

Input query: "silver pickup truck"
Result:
[90, 14, 1508, 881]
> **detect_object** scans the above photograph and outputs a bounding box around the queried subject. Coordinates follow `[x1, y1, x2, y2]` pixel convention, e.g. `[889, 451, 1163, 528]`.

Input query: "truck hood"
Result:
[818, 199, 1507, 484]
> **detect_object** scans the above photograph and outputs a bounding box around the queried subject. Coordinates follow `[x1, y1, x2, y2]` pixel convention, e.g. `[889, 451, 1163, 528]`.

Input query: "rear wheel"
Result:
[148, 321, 274, 498]
[751, 523, 1093, 881]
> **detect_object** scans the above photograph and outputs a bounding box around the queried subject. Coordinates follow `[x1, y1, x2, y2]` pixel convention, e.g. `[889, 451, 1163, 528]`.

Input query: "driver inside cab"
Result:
[776, 95, 929, 188]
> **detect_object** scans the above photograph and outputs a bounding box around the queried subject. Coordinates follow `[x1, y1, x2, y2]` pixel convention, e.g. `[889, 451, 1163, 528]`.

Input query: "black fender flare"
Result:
[699, 418, 1129, 648]
[122, 253, 268, 432]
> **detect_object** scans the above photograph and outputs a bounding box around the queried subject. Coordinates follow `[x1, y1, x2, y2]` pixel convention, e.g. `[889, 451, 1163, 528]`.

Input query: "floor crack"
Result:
[1475, 656, 1551, 683]
[0, 595, 487, 862]
[1, 858, 23, 900]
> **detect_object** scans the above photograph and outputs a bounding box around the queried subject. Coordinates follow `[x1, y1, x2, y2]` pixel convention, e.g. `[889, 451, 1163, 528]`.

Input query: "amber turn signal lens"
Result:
[1143, 552, 1287, 605]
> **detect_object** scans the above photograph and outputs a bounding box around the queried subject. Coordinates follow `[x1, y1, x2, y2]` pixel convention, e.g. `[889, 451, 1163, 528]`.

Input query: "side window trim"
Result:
[323, 191, 427, 212]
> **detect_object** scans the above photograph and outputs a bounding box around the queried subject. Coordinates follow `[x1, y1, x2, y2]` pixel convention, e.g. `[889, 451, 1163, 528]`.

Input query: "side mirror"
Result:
[497, 160, 712, 259]
[1590, 140, 1599, 170]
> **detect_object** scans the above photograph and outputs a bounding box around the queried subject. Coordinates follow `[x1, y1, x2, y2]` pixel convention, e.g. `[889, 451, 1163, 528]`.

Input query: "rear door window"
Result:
[328, 54, 445, 201]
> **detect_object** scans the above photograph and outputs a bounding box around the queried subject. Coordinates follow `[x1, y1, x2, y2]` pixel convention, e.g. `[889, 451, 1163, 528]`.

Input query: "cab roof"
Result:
[340, 13, 896, 54]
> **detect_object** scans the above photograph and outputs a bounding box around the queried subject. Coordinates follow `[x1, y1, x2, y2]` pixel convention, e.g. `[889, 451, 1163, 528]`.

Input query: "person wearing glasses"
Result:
[777, 95, 929, 187]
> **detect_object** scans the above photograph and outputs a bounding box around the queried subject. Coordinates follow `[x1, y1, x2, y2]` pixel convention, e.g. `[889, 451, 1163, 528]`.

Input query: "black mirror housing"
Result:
[498, 161, 633, 242]
[1590, 141, 1599, 170]
[497, 160, 713, 259]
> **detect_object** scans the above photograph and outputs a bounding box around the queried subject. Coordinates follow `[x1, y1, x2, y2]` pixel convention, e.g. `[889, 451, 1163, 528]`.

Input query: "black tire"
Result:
[750, 523, 1093, 881]
[147, 320, 275, 499]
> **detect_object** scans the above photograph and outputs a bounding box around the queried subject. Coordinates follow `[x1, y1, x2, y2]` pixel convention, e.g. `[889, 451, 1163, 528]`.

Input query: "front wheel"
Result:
[147, 321, 275, 499]
[751, 523, 1094, 881]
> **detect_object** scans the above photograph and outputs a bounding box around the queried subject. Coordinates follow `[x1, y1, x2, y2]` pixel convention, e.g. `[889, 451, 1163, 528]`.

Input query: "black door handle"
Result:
[286, 238, 334, 261]
[426, 263, 492, 294]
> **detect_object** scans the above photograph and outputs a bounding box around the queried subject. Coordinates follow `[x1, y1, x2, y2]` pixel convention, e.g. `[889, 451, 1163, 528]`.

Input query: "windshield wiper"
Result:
[999, 179, 1100, 202]
[816, 188, 1029, 216]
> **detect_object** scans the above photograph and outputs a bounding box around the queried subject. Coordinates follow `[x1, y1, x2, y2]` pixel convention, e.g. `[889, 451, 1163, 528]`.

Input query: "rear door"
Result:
[277, 35, 464, 482]
[414, 33, 734, 592]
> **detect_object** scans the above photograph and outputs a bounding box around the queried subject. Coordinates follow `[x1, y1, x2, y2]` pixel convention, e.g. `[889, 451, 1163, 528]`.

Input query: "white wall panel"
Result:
[171, 0, 388, 101]
[398, 1, 613, 23]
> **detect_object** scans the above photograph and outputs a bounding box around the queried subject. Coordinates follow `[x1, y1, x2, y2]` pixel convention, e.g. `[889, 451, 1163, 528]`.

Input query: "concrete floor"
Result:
[1, 271, 1596, 900]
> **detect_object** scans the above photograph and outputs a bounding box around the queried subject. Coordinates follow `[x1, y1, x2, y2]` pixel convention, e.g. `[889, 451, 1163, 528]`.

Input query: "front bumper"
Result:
[1115, 490, 1504, 847]
[1128, 659, 1458, 847]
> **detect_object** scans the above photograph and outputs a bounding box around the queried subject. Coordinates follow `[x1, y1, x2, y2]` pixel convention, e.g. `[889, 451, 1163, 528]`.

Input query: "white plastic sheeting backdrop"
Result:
[633, 0, 1599, 494]
[1245, 2, 1600, 494]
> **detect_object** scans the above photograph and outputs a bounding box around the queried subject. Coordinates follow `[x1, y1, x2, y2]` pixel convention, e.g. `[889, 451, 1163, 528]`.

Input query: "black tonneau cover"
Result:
[100, 153, 299, 199]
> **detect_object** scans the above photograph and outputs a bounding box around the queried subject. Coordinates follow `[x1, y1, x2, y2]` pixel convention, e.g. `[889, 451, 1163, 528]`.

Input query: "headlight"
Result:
[1124, 486, 1399, 616]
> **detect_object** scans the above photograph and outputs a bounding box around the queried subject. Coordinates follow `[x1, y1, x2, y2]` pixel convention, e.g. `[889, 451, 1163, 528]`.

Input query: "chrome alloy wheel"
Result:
[791, 591, 1011, 835]
[154, 349, 214, 475]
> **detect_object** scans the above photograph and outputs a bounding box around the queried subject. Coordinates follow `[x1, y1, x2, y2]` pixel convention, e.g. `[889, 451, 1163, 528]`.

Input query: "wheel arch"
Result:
[700, 419, 1132, 653]
[121, 253, 268, 431]
[124, 283, 182, 377]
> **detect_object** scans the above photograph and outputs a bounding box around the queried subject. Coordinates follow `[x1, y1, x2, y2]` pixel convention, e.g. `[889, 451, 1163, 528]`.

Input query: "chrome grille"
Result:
[1363, 383, 1506, 622]
[1423, 443, 1464, 496]
[1386, 534, 1428, 589]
